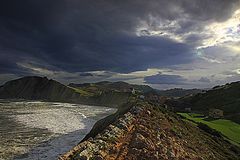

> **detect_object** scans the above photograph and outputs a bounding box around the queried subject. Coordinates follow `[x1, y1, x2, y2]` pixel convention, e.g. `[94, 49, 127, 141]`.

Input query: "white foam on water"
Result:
[12, 107, 87, 134]
[0, 101, 116, 160]
[17, 130, 87, 160]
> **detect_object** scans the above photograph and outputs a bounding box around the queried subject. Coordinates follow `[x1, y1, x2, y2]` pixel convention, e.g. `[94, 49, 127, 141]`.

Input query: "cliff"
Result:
[59, 102, 240, 160]
[0, 76, 131, 107]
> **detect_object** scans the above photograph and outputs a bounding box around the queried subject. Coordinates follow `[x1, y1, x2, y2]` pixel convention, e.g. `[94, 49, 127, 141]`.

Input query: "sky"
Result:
[0, 0, 240, 89]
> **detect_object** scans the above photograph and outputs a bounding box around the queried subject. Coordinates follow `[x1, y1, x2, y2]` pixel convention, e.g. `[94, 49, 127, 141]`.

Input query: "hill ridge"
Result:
[59, 102, 240, 160]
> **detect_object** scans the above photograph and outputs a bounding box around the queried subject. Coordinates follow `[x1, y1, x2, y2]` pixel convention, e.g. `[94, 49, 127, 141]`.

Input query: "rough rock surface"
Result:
[59, 103, 240, 160]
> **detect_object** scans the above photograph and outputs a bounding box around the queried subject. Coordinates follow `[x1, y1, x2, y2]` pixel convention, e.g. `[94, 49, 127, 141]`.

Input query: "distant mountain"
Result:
[68, 81, 155, 107]
[156, 88, 204, 97]
[69, 81, 154, 94]
[69, 81, 204, 98]
[170, 81, 240, 123]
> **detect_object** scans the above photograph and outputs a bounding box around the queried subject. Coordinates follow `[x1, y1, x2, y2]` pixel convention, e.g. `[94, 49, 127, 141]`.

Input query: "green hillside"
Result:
[0, 76, 83, 102]
[157, 88, 204, 97]
[177, 81, 240, 123]
[178, 113, 240, 146]
[0, 76, 134, 108]
[68, 81, 154, 94]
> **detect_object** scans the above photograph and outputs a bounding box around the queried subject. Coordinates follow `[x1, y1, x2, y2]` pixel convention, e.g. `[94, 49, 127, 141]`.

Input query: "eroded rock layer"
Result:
[60, 103, 240, 160]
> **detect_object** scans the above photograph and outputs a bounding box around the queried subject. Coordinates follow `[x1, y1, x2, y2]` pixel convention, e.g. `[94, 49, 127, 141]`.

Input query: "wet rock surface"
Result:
[60, 103, 240, 160]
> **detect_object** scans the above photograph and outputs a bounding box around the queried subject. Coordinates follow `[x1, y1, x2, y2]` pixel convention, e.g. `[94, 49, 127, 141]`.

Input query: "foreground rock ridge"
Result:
[59, 102, 240, 160]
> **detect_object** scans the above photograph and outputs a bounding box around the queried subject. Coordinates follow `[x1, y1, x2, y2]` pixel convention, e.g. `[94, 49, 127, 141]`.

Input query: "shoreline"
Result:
[0, 100, 116, 160]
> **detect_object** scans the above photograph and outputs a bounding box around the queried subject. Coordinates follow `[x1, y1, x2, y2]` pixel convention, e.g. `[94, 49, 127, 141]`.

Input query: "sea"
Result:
[0, 100, 116, 160]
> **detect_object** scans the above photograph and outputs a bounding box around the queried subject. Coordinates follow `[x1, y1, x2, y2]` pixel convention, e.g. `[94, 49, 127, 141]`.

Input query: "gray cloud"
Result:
[0, 0, 239, 87]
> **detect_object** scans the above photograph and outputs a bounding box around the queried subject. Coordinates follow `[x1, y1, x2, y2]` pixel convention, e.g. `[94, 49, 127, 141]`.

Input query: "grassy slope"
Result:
[0, 76, 131, 108]
[68, 86, 94, 97]
[178, 81, 240, 123]
[178, 113, 240, 145]
[68, 81, 139, 107]
[0, 76, 84, 102]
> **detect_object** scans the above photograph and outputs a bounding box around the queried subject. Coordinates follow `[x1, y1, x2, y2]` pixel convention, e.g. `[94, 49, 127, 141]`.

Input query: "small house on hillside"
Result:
[209, 109, 223, 118]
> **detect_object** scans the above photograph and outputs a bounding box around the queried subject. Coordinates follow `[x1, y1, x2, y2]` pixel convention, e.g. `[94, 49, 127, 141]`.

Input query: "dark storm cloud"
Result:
[144, 73, 187, 85]
[0, 0, 239, 76]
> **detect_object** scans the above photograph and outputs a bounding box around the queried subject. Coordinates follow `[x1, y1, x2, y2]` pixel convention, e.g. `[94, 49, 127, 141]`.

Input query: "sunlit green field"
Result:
[178, 112, 240, 145]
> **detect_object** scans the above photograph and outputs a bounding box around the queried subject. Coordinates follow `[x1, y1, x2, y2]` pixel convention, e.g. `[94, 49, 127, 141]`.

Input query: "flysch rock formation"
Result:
[59, 102, 240, 160]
